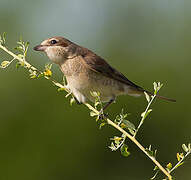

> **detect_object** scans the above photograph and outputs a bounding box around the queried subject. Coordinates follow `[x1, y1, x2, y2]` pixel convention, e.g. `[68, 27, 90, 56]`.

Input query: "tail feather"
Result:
[146, 91, 176, 102]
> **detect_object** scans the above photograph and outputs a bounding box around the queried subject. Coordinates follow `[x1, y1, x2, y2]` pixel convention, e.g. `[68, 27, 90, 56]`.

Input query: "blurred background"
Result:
[0, 0, 191, 179]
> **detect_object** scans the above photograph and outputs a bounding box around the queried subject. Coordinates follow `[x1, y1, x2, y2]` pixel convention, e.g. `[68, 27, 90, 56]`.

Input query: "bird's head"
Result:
[33, 36, 77, 64]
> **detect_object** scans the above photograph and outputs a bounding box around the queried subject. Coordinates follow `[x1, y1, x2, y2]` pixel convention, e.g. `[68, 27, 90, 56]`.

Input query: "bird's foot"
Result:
[98, 111, 108, 120]
[74, 97, 82, 105]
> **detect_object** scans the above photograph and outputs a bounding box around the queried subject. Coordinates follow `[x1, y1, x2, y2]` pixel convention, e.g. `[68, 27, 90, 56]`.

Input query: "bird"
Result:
[33, 36, 176, 110]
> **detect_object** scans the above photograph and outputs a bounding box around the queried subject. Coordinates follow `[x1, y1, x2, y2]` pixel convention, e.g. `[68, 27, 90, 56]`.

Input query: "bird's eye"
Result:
[50, 39, 57, 44]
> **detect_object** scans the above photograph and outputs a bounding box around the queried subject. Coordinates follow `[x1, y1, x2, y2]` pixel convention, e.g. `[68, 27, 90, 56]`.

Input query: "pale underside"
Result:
[59, 55, 142, 103]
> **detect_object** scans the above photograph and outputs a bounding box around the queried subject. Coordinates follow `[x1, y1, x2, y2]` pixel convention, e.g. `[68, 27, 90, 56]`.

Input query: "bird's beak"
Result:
[33, 45, 47, 51]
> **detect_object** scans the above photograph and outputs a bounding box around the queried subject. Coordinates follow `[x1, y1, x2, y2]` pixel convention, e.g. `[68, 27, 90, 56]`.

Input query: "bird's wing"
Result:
[80, 50, 143, 91]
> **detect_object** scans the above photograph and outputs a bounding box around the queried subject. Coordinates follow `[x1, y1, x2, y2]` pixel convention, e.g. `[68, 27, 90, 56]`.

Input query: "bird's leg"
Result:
[98, 98, 115, 119]
[103, 98, 115, 111]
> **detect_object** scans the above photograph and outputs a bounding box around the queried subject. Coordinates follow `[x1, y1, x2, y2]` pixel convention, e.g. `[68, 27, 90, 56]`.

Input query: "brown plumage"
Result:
[34, 36, 176, 109]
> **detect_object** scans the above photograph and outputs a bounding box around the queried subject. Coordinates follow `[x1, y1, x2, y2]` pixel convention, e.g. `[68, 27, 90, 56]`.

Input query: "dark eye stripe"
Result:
[50, 39, 57, 44]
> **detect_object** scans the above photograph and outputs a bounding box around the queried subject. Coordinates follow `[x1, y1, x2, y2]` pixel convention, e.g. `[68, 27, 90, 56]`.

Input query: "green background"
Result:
[0, 0, 190, 179]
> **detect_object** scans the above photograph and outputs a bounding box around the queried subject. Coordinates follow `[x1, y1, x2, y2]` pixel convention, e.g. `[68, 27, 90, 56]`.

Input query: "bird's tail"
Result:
[145, 90, 176, 102]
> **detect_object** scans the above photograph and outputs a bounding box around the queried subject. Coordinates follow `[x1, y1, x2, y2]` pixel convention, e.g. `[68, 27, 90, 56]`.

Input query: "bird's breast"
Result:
[66, 71, 127, 102]
[59, 57, 129, 102]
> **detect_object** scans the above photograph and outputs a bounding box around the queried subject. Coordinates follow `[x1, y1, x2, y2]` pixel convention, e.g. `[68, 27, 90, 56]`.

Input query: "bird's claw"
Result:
[98, 111, 108, 120]
[74, 97, 82, 105]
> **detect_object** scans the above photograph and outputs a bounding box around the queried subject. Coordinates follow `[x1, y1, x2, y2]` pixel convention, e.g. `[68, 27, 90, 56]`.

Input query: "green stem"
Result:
[134, 93, 156, 137]
[169, 150, 191, 174]
[84, 103, 172, 180]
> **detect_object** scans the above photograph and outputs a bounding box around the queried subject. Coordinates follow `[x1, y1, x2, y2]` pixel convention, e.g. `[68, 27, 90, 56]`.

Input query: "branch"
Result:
[84, 103, 172, 180]
[1, 34, 190, 180]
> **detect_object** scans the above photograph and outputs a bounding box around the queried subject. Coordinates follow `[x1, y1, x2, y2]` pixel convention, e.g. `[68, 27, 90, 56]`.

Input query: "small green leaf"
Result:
[141, 111, 146, 118]
[121, 120, 135, 129]
[144, 91, 150, 102]
[14, 46, 23, 52]
[121, 120, 135, 135]
[153, 82, 157, 92]
[29, 70, 37, 79]
[111, 136, 123, 141]
[99, 122, 106, 129]
[109, 142, 116, 151]
[188, 143, 191, 150]
[90, 111, 98, 117]
[153, 166, 158, 171]
[145, 145, 156, 157]
[90, 91, 100, 97]
[120, 144, 130, 157]
[128, 129, 135, 136]
[182, 144, 189, 152]
[177, 153, 181, 161]
[16, 62, 21, 68]
[45, 63, 52, 70]
[95, 101, 100, 107]
[141, 109, 152, 119]
[0, 60, 10, 68]
[57, 88, 65, 92]
[0, 32, 6, 45]
[146, 149, 154, 156]
[70, 97, 75, 106]
[175, 162, 184, 169]
[151, 170, 159, 180]
[179, 152, 184, 159]
[166, 162, 172, 170]
[18, 54, 24, 59]
[65, 92, 72, 98]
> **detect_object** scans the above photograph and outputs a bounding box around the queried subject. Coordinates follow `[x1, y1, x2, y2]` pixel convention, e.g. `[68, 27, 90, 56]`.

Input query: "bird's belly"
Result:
[66, 73, 126, 103]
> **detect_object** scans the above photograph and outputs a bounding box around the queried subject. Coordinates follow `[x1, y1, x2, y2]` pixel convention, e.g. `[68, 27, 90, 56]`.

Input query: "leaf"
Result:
[141, 109, 152, 119]
[0, 60, 10, 68]
[90, 91, 97, 97]
[121, 120, 135, 135]
[144, 91, 150, 102]
[145, 145, 156, 157]
[121, 120, 135, 130]
[90, 111, 98, 117]
[52, 81, 64, 88]
[153, 82, 163, 95]
[65, 92, 72, 98]
[29, 70, 37, 79]
[109, 142, 116, 151]
[166, 163, 172, 170]
[153, 82, 157, 92]
[151, 170, 159, 180]
[182, 144, 189, 152]
[45, 63, 52, 70]
[141, 112, 146, 117]
[153, 166, 158, 171]
[111, 136, 123, 142]
[95, 101, 100, 107]
[175, 162, 184, 169]
[128, 128, 135, 136]
[146, 149, 154, 157]
[70, 97, 75, 106]
[188, 143, 191, 150]
[179, 153, 184, 159]
[18, 54, 24, 59]
[120, 144, 130, 157]
[16, 62, 21, 69]
[177, 153, 181, 161]
[0, 32, 6, 45]
[57, 88, 65, 92]
[99, 122, 106, 129]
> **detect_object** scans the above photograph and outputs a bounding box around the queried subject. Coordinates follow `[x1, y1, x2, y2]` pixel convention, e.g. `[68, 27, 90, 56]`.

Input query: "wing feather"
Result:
[80, 48, 143, 91]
